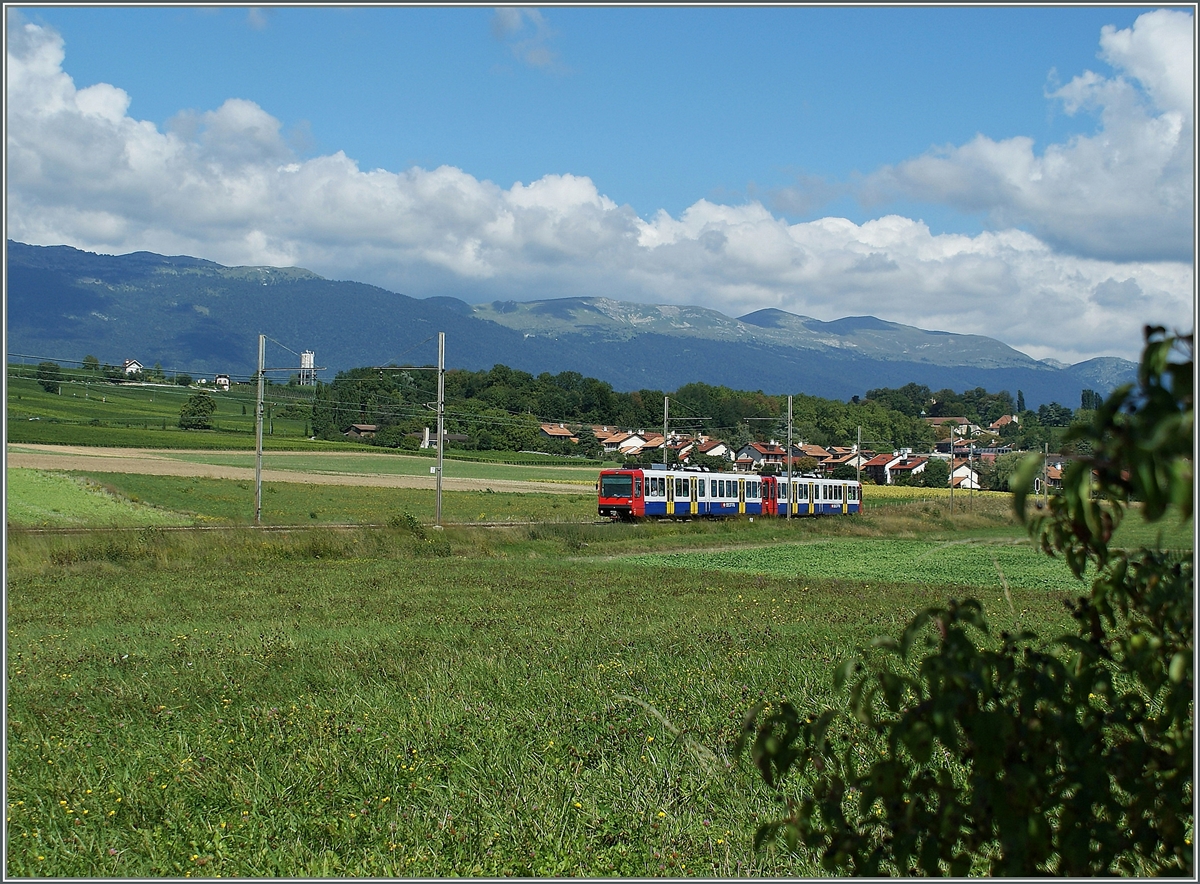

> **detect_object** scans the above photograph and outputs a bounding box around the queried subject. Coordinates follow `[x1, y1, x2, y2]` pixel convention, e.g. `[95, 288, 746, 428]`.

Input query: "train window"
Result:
[601, 475, 632, 498]
[710, 479, 717, 497]
[698, 480, 705, 498]
[635, 478, 642, 498]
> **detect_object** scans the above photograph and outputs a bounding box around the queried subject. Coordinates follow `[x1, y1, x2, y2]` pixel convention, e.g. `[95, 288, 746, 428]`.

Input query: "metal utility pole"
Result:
[254, 334, 265, 525]
[1043, 442, 1049, 510]
[969, 442, 975, 509]
[663, 396, 669, 466]
[435, 332, 445, 527]
[857, 425, 862, 485]
[948, 431, 954, 516]
[786, 394, 793, 520]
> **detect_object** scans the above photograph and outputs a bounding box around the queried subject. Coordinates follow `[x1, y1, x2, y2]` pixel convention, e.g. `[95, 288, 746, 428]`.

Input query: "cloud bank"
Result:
[5, 10, 1194, 364]
[861, 9, 1194, 264]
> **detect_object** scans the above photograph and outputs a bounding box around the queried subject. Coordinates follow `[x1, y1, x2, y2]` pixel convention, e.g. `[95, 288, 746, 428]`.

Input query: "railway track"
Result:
[7, 519, 615, 536]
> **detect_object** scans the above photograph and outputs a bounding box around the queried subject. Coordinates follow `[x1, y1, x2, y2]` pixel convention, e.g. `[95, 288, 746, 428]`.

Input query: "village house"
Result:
[344, 424, 377, 439]
[538, 423, 578, 444]
[924, 416, 982, 439]
[950, 458, 982, 489]
[601, 431, 648, 455]
[889, 456, 929, 483]
[824, 450, 874, 474]
[214, 374, 231, 392]
[989, 414, 1019, 431]
[861, 451, 906, 485]
[692, 438, 733, 461]
[123, 359, 143, 376]
[735, 441, 788, 472]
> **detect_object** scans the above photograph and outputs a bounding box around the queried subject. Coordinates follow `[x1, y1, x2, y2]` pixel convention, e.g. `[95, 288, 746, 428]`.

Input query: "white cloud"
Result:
[861, 9, 1194, 263]
[5, 13, 1193, 365]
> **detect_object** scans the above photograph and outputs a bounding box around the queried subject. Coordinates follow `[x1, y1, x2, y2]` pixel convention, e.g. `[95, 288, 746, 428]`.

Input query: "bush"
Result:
[36, 360, 62, 393]
[179, 392, 217, 430]
[739, 326, 1193, 876]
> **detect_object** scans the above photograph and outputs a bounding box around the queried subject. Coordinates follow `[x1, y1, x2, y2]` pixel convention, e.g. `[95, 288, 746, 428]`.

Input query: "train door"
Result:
[761, 476, 776, 515]
[841, 482, 848, 514]
[738, 478, 746, 514]
[808, 482, 815, 515]
[689, 476, 698, 515]
[666, 474, 675, 516]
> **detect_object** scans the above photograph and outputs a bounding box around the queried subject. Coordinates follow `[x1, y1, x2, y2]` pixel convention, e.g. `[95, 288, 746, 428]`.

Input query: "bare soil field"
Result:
[5, 445, 588, 495]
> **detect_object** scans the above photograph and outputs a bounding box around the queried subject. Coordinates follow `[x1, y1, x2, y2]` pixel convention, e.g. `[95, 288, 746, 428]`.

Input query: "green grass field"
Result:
[5, 439, 1192, 876]
[7, 515, 1089, 878]
[4, 470, 192, 529]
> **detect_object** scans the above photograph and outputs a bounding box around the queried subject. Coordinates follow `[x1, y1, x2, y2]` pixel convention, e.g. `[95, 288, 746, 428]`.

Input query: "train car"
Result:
[598, 465, 863, 521]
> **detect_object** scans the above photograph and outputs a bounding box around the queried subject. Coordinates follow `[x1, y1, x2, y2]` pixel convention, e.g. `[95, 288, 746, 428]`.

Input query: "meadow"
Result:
[7, 427, 1193, 876]
[13, 456, 1188, 877]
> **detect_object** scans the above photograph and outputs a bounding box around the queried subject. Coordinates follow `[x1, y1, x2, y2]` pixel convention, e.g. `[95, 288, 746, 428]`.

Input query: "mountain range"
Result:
[5, 240, 1136, 408]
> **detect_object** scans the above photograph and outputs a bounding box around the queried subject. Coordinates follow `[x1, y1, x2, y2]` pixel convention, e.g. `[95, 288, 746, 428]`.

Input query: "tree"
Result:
[1080, 387, 1102, 410]
[1038, 400, 1074, 427]
[792, 456, 819, 475]
[1017, 389, 1025, 413]
[35, 361, 62, 393]
[690, 451, 731, 472]
[82, 354, 100, 374]
[989, 450, 1032, 491]
[831, 463, 859, 481]
[178, 392, 217, 430]
[738, 326, 1192, 876]
[919, 457, 949, 488]
[175, 373, 193, 387]
[574, 425, 604, 460]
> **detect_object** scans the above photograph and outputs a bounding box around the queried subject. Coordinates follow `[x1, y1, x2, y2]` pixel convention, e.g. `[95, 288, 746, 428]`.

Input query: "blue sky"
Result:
[5, 5, 1195, 362]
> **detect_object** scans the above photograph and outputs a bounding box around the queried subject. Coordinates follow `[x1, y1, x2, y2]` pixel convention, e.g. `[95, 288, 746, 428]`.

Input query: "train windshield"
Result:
[601, 475, 634, 498]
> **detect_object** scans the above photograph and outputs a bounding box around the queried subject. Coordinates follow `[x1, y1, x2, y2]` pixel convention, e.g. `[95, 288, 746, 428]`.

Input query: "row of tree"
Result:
[308, 364, 940, 454]
[307, 364, 1106, 458]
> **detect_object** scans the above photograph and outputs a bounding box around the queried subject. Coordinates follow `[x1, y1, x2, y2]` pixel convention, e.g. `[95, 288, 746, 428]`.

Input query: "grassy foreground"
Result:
[6, 495, 1111, 878]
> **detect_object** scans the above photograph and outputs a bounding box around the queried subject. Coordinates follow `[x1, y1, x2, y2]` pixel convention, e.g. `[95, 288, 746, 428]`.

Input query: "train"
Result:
[597, 465, 864, 520]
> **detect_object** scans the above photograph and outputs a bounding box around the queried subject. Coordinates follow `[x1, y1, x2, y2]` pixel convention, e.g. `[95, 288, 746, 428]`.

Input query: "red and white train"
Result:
[597, 466, 863, 521]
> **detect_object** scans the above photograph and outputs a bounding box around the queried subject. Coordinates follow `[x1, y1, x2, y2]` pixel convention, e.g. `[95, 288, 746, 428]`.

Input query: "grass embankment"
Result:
[4, 470, 191, 529]
[5, 467, 596, 527]
[9, 489, 1162, 877]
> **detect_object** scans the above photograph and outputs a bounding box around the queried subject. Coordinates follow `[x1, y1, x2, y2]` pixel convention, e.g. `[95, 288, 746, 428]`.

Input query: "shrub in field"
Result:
[738, 327, 1193, 875]
[179, 391, 217, 429]
[36, 360, 62, 393]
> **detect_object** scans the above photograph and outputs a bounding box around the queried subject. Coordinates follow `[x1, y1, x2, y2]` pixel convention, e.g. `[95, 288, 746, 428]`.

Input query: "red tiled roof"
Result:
[862, 453, 898, 467]
[924, 416, 970, 425]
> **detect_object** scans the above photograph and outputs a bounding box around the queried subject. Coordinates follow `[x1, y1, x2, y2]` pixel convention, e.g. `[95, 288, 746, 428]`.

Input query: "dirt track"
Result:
[6, 445, 591, 495]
